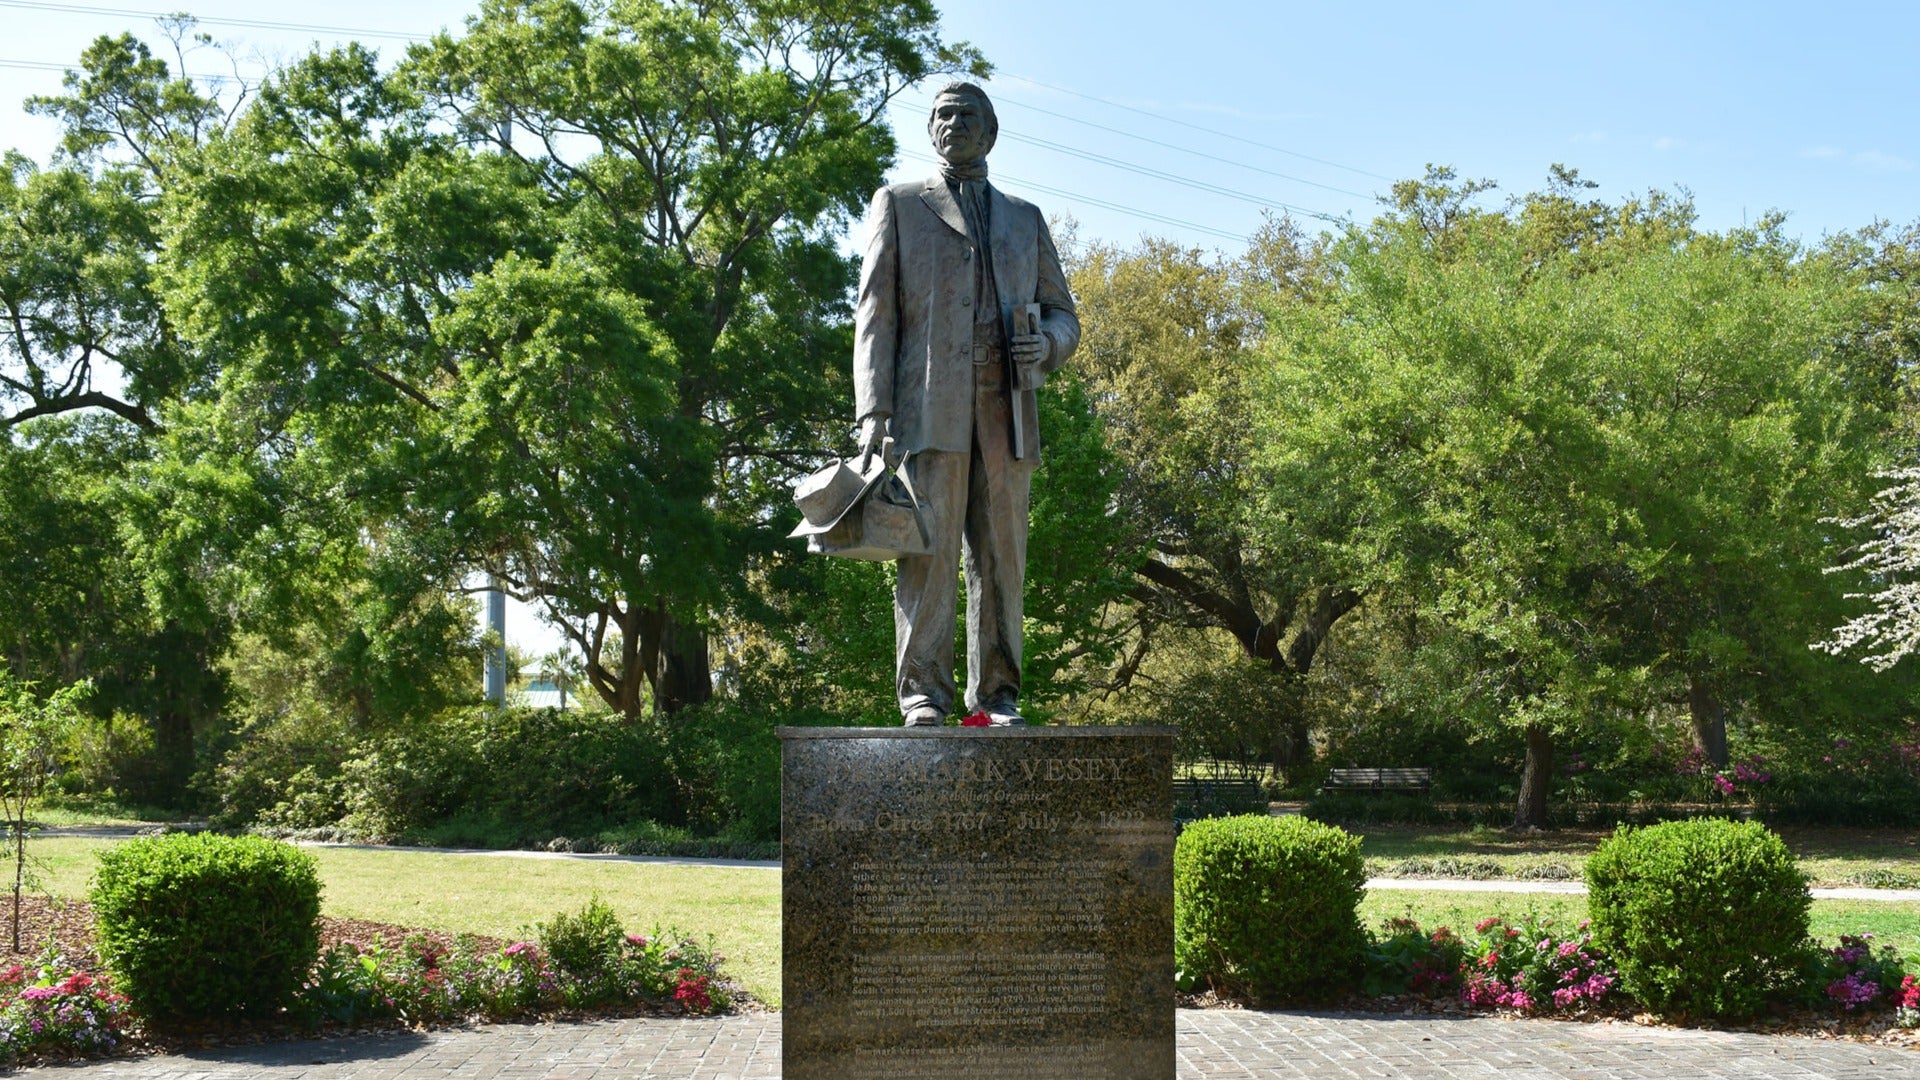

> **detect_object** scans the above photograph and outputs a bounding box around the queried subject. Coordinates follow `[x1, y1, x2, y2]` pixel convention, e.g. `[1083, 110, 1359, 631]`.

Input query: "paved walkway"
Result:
[21, 1011, 1916, 1079]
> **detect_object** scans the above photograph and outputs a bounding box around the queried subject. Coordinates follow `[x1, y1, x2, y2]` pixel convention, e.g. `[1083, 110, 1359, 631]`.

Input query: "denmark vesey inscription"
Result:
[780, 727, 1176, 1080]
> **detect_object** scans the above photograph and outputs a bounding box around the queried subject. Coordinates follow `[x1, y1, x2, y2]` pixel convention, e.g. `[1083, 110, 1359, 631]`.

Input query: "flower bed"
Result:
[0, 962, 133, 1060]
[0, 895, 740, 1067]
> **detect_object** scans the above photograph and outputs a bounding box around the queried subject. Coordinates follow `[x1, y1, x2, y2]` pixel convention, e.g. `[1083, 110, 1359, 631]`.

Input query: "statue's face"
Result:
[929, 92, 992, 164]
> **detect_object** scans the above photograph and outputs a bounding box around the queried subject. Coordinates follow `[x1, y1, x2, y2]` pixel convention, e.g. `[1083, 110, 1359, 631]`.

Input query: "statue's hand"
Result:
[856, 413, 889, 470]
[1011, 332, 1050, 391]
[1010, 332, 1050, 366]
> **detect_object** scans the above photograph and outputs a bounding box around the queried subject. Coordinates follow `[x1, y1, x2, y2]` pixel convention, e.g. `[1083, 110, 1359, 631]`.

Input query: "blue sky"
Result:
[3, 0, 1915, 250]
[3, 0, 1914, 655]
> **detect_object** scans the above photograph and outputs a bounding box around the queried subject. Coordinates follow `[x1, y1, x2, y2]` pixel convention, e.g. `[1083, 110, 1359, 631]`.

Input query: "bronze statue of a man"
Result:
[852, 82, 1080, 726]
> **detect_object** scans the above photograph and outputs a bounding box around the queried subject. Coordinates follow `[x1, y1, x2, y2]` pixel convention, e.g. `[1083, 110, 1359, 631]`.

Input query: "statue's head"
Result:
[927, 82, 997, 165]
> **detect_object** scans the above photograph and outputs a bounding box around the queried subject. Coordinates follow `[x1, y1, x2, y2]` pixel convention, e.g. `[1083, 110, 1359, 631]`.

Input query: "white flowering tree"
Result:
[1818, 468, 1920, 671]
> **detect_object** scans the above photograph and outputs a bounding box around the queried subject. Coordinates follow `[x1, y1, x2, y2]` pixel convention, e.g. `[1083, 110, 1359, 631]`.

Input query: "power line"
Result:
[0, 55, 246, 78]
[999, 130, 1342, 223]
[995, 71, 1396, 183]
[990, 90, 1377, 201]
[900, 150, 1248, 244]
[7, 4, 1389, 205]
[892, 98, 1343, 224]
[4, 2, 1363, 241]
[0, 0, 428, 41]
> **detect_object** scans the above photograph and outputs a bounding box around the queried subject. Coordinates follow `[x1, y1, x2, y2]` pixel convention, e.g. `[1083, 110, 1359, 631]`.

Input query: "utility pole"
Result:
[482, 113, 515, 707]
[484, 583, 507, 704]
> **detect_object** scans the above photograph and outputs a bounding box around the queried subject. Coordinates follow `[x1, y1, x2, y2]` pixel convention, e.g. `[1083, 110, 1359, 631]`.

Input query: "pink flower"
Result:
[960, 711, 990, 727]
[1827, 973, 1880, 1010]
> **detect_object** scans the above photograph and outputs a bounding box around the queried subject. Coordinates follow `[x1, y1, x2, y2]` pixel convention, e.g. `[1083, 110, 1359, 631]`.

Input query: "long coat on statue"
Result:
[852, 176, 1079, 460]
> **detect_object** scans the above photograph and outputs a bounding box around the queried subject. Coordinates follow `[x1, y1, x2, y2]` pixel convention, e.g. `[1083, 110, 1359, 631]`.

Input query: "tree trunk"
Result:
[1263, 672, 1311, 787]
[151, 708, 195, 807]
[576, 602, 647, 720]
[1687, 674, 1728, 769]
[1513, 723, 1554, 829]
[1267, 715, 1312, 787]
[655, 615, 712, 713]
[634, 604, 712, 717]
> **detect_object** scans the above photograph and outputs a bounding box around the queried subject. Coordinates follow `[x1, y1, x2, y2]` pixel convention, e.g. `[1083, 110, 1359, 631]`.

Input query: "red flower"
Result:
[960, 711, 990, 727]
[674, 968, 714, 1013]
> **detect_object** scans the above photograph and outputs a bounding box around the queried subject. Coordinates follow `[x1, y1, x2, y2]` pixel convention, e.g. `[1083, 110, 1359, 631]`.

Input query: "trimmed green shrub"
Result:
[91, 833, 322, 1023]
[1173, 814, 1366, 1004]
[338, 705, 680, 840]
[1585, 818, 1811, 1019]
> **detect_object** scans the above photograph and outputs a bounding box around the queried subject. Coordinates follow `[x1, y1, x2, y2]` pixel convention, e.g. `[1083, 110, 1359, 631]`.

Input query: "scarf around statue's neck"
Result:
[938, 159, 989, 184]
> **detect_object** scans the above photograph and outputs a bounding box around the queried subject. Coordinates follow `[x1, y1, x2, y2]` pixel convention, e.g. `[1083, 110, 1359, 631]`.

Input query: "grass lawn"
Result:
[1358, 889, 1920, 959]
[26, 838, 785, 1007]
[1355, 822, 1920, 888]
[28, 831, 1920, 1015]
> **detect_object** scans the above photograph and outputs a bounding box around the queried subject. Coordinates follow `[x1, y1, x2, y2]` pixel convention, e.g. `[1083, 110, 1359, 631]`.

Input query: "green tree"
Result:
[10, 28, 497, 803]
[0, 672, 87, 951]
[1251, 167, 1889, 826]
[2, 22, 230, 434]
[0, 418, 226, 804]
[157, 0, 983, 722]
[0, 28, 247, 804]
[1067, 228, 1355, 776]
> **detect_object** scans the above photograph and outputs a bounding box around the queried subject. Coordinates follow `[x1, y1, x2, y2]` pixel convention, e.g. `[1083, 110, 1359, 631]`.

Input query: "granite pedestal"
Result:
[779, 726, 1176, 1080]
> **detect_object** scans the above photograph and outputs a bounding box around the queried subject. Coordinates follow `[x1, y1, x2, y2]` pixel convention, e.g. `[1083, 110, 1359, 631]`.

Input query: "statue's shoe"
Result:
[903, 706, 945, 727]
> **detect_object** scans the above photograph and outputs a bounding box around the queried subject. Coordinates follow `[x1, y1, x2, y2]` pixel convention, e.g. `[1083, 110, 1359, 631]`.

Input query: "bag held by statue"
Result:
[788, 450, 932, 561]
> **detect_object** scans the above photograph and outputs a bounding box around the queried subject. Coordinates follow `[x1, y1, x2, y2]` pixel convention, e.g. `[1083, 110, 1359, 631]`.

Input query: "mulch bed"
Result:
[1177, 985, 1920, 1052]
[0, 895, 745, 1062]
[1, 895, 508, 972]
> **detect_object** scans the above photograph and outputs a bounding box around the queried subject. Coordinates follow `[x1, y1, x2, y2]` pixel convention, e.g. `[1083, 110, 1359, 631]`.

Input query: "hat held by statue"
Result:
[790, 447, 932, 561]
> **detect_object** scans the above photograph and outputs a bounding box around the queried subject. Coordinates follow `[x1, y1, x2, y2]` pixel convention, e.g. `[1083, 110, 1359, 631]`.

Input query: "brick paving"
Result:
[22, 1011, 1917, 1079]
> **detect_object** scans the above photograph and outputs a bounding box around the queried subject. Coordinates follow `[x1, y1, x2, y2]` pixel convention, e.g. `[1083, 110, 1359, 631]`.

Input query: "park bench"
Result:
[1171, 776, 1267, 821]
[1319, 767, 1434, 794]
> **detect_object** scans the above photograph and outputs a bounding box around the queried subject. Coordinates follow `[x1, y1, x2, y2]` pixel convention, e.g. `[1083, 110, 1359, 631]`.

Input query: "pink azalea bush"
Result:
[1819, 935, 1908, 1015]
[1363, 915, 1617, 1014]
[0, 958, 133, 1063]
[1459, 915, 1615, 1015]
